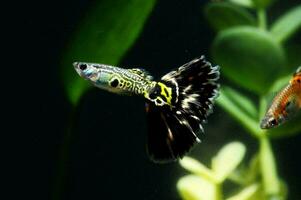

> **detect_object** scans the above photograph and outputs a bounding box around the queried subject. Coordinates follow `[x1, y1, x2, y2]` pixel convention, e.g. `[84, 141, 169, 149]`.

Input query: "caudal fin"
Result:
[146, 56, 220, 163]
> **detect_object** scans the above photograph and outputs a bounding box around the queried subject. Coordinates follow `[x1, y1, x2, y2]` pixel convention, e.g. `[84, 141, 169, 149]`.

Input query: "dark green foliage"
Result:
[204, 2, 256, 31]
[212, 26, 285, 94]
[271, 5, 301, 43]
[61, 0, 156, 105]
[178, 1, 301, 199]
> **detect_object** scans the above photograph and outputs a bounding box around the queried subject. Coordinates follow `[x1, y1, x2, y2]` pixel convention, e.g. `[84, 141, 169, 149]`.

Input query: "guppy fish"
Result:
[73, 56, 220, 163]
[260, 66, 301, 129]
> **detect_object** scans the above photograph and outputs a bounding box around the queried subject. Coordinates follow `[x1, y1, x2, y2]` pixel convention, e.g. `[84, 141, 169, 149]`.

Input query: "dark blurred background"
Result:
[7, 0, 301, 199]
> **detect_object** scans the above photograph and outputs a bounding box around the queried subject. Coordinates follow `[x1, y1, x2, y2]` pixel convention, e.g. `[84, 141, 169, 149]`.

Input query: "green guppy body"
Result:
[74, 56, 220, 163]
[74, 62, 174, 107]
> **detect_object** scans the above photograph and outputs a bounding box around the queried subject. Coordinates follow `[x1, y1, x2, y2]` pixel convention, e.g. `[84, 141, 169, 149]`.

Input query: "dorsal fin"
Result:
[129, 68, 153, 80]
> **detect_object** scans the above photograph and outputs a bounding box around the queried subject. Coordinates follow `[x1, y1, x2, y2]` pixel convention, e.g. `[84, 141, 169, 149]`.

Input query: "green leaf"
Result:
[179, 157, 216, 182]
[279, 180, 288, 200]
[222, 86, 258, 120]
[228, 154, 260, 186]
[212, 26, 286, 94]
[212, 142, 246, 182]
[204, 2, 256, 32]
[217, 86, 260, 137]
[226, 184, 260, 200]
[252, 0, 274, 9]
[271, 5, 301, 43]
[177, 175, 217, 200]
[228, 0, 254, 8]
[284, 43, 301, 71]
[268, 75, 291, 94]
[61, 0, 156, 105]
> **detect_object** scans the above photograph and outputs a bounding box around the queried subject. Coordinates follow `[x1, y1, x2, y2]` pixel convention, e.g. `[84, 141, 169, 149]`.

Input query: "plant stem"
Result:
[257, 9, 267, 30]
[259, 136, 280, 197]
[215, 183, 223, 200]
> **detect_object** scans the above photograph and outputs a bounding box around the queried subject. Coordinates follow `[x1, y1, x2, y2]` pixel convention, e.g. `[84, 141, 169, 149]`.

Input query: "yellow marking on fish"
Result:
[158, 82, 172, 105]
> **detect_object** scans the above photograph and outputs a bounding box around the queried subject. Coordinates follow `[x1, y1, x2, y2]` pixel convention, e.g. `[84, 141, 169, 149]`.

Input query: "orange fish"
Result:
[260, 66, 301, 129]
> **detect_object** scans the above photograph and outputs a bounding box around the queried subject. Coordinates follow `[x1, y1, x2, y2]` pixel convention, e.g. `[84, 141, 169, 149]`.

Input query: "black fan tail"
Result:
[146, 103, 200, 163]
[146, 56, 220, 163]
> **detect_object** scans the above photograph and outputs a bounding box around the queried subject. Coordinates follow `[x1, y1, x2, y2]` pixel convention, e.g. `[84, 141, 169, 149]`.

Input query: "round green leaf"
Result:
[179, 157, 216, 182]
[271, 5, 301, 43]
[212, 142, 246, 182]
[61, 0, 156, 105]
[228, 0, 254, 8]
[205, 2, 256, 32]
[212, 26, 286, 94]
[177, 175, 217, 200]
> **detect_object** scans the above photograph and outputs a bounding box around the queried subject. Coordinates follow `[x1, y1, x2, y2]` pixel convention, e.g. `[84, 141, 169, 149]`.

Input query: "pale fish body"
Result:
[73, 62, 174, 107]
[260, 66, 301, 129]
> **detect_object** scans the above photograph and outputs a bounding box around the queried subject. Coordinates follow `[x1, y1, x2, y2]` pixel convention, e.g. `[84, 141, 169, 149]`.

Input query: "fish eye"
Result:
[269, 119, 277, 126]
[110, 79, 119, 88]
[79, 64, 87, 71]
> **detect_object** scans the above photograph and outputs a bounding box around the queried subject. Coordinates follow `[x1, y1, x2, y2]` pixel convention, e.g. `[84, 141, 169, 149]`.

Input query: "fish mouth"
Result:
[73, 62, 79, 67]
[260, 114, 273, 129]
[260, 114, 279, 129]
[260, 120, 269, 129]
[260, 117, 268, 129]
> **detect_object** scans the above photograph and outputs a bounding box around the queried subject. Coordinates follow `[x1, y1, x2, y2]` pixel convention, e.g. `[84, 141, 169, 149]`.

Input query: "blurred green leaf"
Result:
[229, 154, 260, 186]
[271, 5, 301, 43]
[217, 86, 260, 137]
[179, 157, 216, 182]
[227, 184, 260, 200]
[212, 142, 246, 182]
[278, 180, 288, 200]
[212, 26, 286, 94]
[222, 86, 258, 120]
[268, 75, 290, 94]
[228, 0, 254, 8]
[204, 2, 256, 31]
[284, 43, 301, 71]
[177, 175, 217, 200]
[61, 0, 156, 105]
[252, 0, 274, 9]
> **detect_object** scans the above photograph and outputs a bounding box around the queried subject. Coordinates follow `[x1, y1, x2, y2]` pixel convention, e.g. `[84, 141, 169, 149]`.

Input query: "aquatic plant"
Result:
[57, 1, 156, 199]
[177, 0, 301, 199]
[61, 0, 157, 105]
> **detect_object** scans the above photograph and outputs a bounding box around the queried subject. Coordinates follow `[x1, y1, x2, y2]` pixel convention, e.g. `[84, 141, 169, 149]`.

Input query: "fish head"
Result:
[73, 62, 102, 82]
[260, 100, 297, 129]
[260, 114, 280, 129]
[73, 62, 127, 93]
